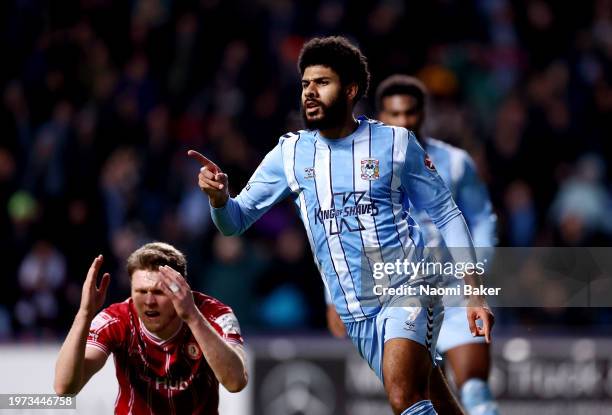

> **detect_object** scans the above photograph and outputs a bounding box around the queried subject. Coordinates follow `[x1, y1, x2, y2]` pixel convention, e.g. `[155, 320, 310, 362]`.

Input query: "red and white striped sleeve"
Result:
[212, 311, 243, 345]
[86, 304, 125, 355]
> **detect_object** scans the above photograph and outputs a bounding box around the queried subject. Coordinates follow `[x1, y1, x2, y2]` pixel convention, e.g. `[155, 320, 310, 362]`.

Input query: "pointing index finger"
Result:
[187, 150, 220, 174]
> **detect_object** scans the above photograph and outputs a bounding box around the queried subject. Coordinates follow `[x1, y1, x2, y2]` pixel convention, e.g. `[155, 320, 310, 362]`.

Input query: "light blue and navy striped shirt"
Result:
[211, 116, 476, 322]
[411, 138, 497, 252]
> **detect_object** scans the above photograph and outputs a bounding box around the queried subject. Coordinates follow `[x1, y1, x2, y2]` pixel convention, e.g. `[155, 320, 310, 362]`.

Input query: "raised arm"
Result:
[157, 266, 248, 392]
[54, 256, 110, 395]
[188, 141, 291, 236]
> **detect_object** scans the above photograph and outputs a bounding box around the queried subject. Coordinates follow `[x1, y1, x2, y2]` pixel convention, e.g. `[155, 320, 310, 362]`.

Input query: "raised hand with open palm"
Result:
[79, 255, 110, 319]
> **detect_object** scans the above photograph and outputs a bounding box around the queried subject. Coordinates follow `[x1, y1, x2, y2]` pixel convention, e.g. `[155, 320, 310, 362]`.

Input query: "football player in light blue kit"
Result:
[188, 37, 494, 415]
[376, 75, 499, 415]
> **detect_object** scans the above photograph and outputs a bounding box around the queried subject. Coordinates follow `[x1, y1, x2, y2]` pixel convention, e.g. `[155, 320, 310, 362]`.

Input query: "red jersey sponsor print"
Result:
[86, 292, 243, 415]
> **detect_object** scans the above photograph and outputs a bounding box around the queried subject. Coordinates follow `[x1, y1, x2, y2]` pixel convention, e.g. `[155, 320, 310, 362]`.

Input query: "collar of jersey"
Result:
[139, 319, 184, 346]
[314, 115, 368, 147]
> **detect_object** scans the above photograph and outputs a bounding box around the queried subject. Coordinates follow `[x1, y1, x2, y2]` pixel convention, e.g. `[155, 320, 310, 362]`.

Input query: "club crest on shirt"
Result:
[424, 154, 436, 171]
[361, 158, 379, 180]
[184, 342, 202, 360]
[304, 167, 315, 179]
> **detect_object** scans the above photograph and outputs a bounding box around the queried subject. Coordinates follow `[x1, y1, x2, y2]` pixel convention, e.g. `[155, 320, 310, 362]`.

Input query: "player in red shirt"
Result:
[54, 242, 248, 414]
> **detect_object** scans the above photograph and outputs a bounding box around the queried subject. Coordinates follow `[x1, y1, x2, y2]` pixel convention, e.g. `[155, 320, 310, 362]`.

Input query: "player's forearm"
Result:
[438, 214, 489, 301]
[210, 198, 246, 236]
[469, 218, 496, 267]
[54, 310, 91, 395]
[438, 213, 476, 260]
[186, 312, 248, 392]
[469, 211, 497, 247]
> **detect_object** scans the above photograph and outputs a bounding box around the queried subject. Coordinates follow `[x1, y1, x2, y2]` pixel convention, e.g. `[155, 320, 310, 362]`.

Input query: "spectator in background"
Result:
[257, 227, 322, 329]
[550, 154, 612, 245]
[198, 234, 269, 329]
[504, 181, 537, 246]
[16, 240, 66, 337]
[100, 147, 142, 239]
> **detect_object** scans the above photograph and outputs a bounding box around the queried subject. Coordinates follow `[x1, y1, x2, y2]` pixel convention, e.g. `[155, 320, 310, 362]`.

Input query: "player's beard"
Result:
[301, 92, 348, 131]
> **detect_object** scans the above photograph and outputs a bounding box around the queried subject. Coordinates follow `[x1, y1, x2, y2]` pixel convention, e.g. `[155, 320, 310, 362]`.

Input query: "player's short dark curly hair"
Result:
[375, 75, 428, 112]
[298, 36, 370, 102]
[127, 242, 187, 279]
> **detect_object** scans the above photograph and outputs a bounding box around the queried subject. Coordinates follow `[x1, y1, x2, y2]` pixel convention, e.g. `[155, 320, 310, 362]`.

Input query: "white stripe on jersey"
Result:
[282, 132, 301, 193]
[391, 127, 412, 255]
[166, 352, 175, 415]
[127, 356, 134, 414]
[314, 141, 364, 319]
[352, 130, 382, 252]
[352, 127, 387, 292]
[114, 355, 122, 412]
[282, 133, 331, 299]
[85, 340, 110, 356]
[298, 191, 330, 296]
[353, 129, 382, 262]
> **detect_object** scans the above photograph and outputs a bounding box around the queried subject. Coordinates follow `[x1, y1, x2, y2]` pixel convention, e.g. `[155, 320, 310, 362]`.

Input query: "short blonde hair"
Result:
[127, 242, 187, 279]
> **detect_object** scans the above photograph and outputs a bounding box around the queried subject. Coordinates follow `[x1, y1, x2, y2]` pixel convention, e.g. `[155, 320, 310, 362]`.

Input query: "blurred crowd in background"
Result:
[1, 0, 612, 340]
